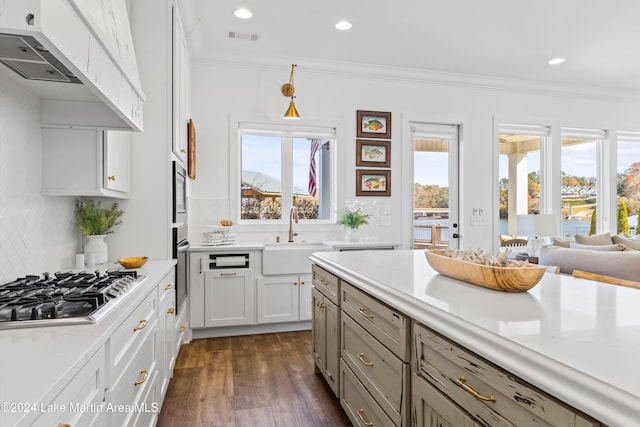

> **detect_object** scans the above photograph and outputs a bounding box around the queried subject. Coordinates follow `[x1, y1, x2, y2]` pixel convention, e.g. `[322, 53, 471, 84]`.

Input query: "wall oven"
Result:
[172, 161, 188, 313]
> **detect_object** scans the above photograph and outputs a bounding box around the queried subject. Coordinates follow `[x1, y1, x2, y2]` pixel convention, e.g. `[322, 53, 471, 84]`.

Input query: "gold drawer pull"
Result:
[358, 308, 374, 319]
[180, 148, 186, 153]
[293, 281, 298, 286]
[108, 175, 116, 181]
[457, 376, 496, 402]
[134, 369, 149, 386]
[133, 319, 148, 331]
[180, 325, 186, 332]
[164, 283, 174, 290]
[316, 302, 325, 308]
[357, 409, 374, 426]
[357, 352, 374, 367]
[167, 307, 175, 314]
[58, 424, 71, 427]
[300, 280, 305, 285]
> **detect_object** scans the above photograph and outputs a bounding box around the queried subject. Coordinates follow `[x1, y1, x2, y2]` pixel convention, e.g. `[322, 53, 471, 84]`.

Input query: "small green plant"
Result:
[75, 199, 124, 235]
[618, 198, 629, 235]
[337, 208, 369, 229]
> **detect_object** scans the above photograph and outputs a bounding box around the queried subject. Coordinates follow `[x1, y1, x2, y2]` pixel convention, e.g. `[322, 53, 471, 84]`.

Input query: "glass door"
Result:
[410, 123, 459, 249]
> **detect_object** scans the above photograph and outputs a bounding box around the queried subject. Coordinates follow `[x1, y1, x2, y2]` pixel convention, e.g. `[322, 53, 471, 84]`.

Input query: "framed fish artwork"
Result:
[356, 110, 391, 139]
[356, 139, 390, 168]
[356, 169, 391, 196]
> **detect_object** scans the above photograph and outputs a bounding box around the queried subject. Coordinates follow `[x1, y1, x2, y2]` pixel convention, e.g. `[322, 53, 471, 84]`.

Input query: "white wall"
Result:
[0, 74, 77, 282]
[189, 60, 640, 250]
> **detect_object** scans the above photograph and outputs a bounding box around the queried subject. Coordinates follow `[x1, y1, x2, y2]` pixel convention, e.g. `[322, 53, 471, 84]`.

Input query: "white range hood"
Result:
[0, 0, 144, 131]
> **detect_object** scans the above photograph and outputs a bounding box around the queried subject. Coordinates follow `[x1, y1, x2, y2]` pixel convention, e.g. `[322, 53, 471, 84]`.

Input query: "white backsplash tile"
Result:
[0, 75, 78, 282]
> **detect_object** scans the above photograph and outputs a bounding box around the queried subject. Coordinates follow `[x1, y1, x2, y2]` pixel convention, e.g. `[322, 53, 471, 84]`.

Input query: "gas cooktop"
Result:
[0, 270, 146, 330]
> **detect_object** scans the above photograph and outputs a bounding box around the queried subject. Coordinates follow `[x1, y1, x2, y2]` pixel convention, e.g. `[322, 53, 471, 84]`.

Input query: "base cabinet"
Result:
[204, 269, 255, 327]
[312, 287, 339, 396]
[157, 270, 177, 402]
[257, 274, 311, 323]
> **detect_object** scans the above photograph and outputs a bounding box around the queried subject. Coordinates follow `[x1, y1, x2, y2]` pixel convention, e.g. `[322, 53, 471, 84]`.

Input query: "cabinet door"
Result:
[298, 274, 313, 321]
[171, 4, 188, 163]
[324, 298, 339, 396]
[257, 275, 299, 323]
[189, 253, 206, 328]
[412, 373, 481, 427]
[312, 287, 326, 372]
[103, 130, 131, 192]
[204, 270, 255, 327]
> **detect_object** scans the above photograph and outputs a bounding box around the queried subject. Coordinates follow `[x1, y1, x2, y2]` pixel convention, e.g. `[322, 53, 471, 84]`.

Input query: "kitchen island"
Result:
[0, 260, 177, 427]
[310, 249, 640, 427]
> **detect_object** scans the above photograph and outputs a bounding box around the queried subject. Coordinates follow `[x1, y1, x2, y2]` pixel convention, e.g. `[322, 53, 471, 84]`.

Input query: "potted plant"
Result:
[337, 208, 369, 242]
[76, 199, 124, 264]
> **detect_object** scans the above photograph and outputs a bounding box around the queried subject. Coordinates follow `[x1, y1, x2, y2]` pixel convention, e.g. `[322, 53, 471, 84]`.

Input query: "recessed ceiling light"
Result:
[548, 57, 566, 65]
[234, 8, 252, 19]
[335, 20, 352, 31]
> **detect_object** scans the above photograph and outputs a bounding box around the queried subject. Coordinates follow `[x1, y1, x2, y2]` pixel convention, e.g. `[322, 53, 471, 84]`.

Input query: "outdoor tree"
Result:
[618, 198, 629, 235]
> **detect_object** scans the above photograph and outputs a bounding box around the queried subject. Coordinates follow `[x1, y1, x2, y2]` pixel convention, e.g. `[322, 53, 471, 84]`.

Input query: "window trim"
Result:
[230, 115, 338, 227]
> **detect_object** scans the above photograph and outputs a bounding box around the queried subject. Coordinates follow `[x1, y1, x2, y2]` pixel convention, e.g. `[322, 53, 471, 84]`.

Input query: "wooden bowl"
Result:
[117, 256, 148, 269]
[425, 251, 545, 292]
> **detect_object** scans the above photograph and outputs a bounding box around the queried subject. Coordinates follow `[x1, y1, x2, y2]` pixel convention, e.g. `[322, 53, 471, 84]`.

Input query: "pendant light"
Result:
[282, 64, 300, 119]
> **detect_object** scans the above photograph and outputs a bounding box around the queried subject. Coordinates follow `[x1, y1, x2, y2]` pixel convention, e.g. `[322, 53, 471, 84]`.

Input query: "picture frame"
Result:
[187, 118, 196, 180]
[356, 110, 391, 139]
[356, 139, 391, 168]
[356, 169, 391, 196]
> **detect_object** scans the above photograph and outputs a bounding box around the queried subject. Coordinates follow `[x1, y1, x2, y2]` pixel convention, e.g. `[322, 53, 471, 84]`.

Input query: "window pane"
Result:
[560, 136, 597, 237]
[241, 134, 282, 219]
[617, 135, 640, 235]
[293, 138, 322, 219]
[498, 132, 542, 237]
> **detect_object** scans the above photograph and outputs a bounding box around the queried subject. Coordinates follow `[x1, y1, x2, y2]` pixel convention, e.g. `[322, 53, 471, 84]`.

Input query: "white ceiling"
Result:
[181, 0, 640, 96]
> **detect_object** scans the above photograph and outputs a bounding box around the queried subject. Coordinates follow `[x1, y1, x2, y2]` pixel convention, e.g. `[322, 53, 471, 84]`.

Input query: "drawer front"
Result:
[110, 289, 157, 381]
[108, 321, 158, 427]
[342, 313, 407, 426]
[341, 281, 408, 361]
[412, 372, 483, 427]
[414, 323, 600, 427]
[159, 272, 175, 308]
[34, 348, 106, 427]
[341, 360, 395, 427]
[313, 264, 340, 305]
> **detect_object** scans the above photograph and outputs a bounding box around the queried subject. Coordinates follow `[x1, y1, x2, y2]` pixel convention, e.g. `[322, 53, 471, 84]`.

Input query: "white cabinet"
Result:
[157, 269, 177, 403]
[172, 2, 190, 164]
[204, 269, 255, 327]
[257, 274, 312, 323]
[41, 126, 131, 198]
[189, 252, 256, 329]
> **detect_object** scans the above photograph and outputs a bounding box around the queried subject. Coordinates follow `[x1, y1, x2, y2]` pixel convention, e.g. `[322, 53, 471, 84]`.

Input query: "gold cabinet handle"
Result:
[108, 175, 116, 181]
[358, 308, 374, 319]
[316, 302, 325, 308]
[180, 325, 186, 332]
[134, 369, 149, 386]
[133, 319, 148, 331]
[164, 283, 174, 290]
[357, 352, 374, 367]
[357, 409, 374, 426]
[456, 376, 496, 402]
[168, 307, 175, 314]
[293, 281, 298, 286]
[58, 424, 71, 427]
[300, 281, 305, 285]
[180, 148, 186, 153]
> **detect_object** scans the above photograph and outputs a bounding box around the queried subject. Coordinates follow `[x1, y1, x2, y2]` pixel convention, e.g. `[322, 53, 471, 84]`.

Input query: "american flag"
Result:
[308, 139, 320, 197]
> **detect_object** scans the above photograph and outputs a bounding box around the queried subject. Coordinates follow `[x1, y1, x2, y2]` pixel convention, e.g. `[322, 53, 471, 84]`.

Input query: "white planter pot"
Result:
[346, 228, 361, 242]
[85, 235, 108, 264]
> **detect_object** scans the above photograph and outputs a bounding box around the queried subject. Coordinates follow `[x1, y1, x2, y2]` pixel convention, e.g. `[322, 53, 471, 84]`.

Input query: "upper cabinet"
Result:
[42, 126, 131, 198]
[0, 0, 144, 131]
[172, 4, 189, 165]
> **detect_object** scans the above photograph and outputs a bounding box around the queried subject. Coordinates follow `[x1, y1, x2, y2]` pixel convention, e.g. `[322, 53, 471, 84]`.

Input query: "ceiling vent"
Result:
[228, 31, 259, 42]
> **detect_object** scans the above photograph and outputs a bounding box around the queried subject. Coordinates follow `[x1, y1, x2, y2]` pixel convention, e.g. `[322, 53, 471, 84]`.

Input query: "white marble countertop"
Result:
[310, 249, 640, 427]
[0, 260, 176, 427]
[189, 241, 401, 252]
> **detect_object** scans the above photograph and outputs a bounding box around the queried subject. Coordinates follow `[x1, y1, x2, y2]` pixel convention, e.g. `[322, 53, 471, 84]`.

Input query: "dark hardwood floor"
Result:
[157, 331, 351, 427]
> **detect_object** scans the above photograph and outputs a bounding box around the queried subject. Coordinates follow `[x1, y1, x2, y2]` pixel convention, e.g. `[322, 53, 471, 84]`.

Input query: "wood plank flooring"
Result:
[157, 331, 351, 427]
